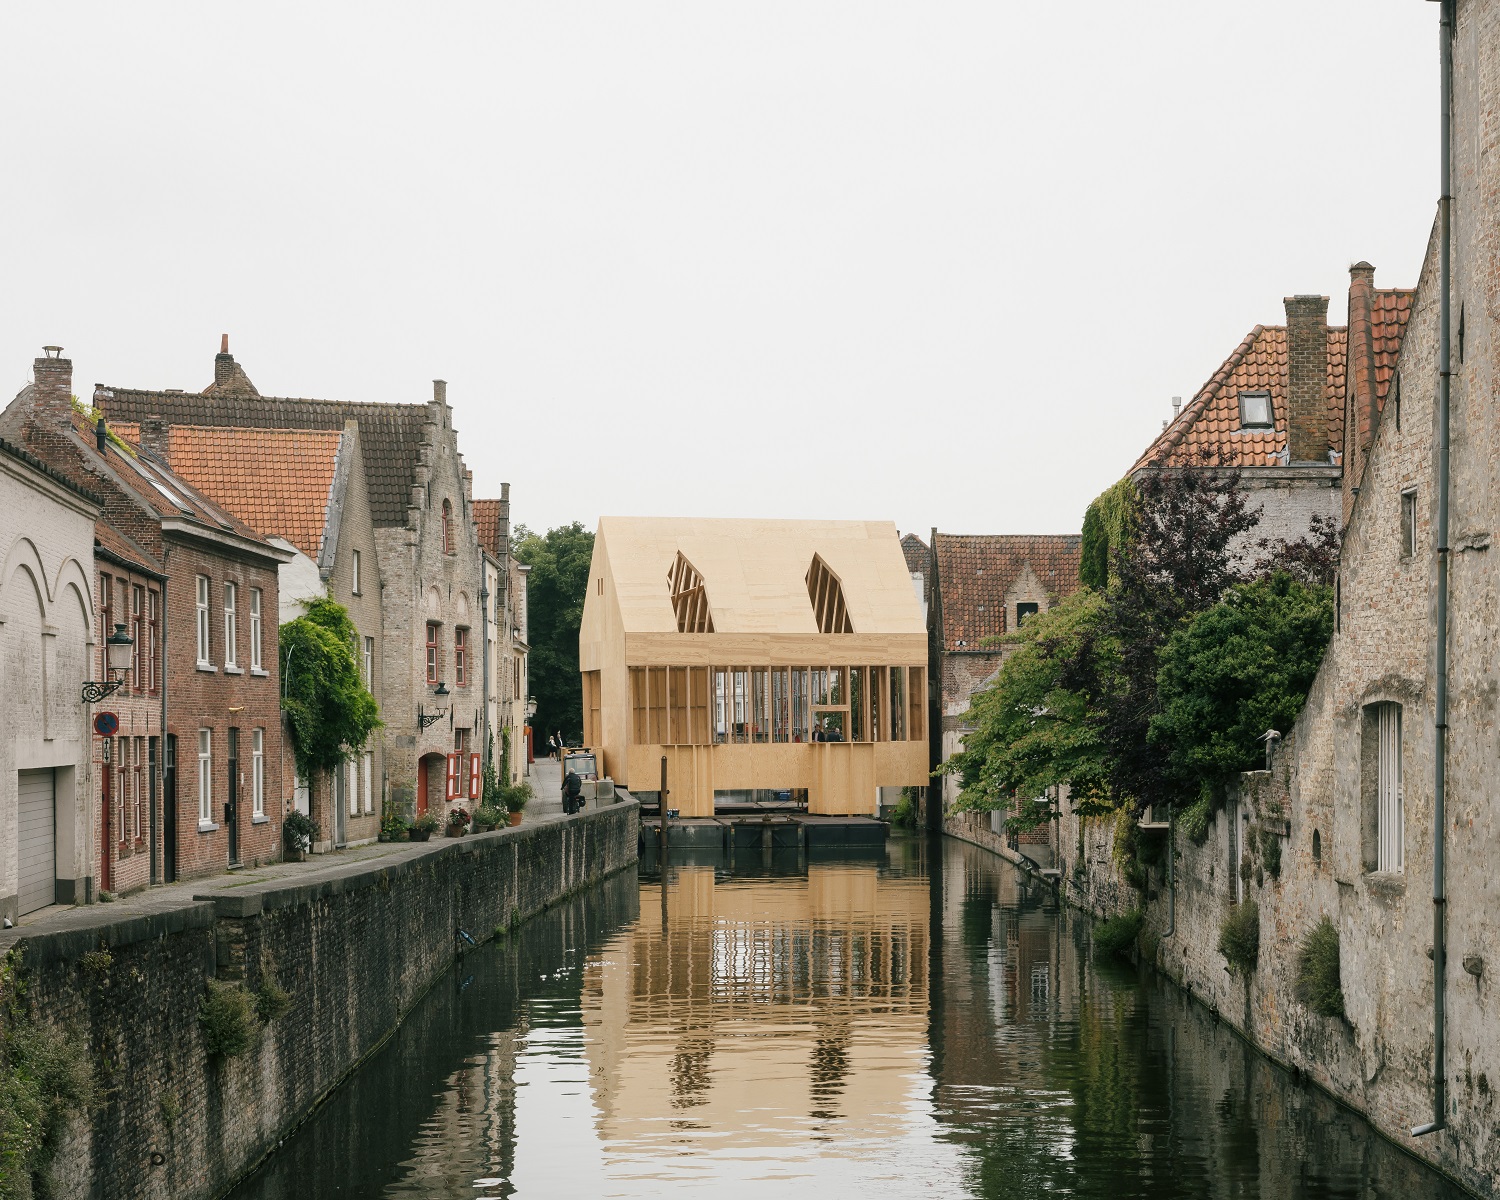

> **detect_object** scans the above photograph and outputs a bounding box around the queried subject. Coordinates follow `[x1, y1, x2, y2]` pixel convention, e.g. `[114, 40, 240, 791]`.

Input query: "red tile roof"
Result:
[160, 426, 345, 558]
[474, 497, 506, 557]
[933, 534, 1082, 652]
[1131, 325, 1347, 473]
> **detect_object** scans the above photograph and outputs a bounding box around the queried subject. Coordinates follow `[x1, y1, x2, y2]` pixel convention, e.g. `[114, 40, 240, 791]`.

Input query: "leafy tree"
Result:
[280, 597, 380, 779]
[942, 590, 1114, 825]
[1149, 571, 1333, 799]
[1251, 511, 1341, 586]
[1070, 464, 1257, 811]
[513, 522, 595, 744]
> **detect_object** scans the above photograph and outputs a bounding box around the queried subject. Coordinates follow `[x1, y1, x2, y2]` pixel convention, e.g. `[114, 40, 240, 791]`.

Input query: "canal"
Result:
[228, 836, 1466, 1199]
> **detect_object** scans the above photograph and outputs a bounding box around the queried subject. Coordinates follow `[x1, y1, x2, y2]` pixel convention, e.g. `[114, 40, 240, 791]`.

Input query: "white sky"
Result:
[0, 2, 1437, 541]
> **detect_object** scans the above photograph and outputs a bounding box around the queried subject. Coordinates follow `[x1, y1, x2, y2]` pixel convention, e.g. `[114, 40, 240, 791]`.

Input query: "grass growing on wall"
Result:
[1218, 901, 1260, 976]
[200, 980, 257, 1059]
[1094, 909, 1144, 959]
[1295, 917, 1345, 1019]
[0, 950, 99, 1200]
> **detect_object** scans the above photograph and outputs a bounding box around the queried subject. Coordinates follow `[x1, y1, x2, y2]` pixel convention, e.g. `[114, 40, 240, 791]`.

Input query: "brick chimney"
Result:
[141, 414, 171, 461]
[433, 379, 447, 406]
[1284, 295, 1330, 464]
[32, 347, 73, 426]
[214, 333, 234, 390]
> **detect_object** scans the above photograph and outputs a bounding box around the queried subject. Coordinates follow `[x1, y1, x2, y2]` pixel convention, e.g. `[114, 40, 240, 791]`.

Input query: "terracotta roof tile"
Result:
[160, 426, 345, 558]
[933, 534, 1082, 652]
[473, 497, 509, 558]
[1131, 325, 1347, 473]
[99, 384, 426, 527]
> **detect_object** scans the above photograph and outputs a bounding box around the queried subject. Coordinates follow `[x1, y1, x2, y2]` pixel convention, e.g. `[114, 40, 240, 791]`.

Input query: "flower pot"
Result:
[447, 825, 466, 838]
[508, 811, 523, 827]
[409, 829, 431, 843]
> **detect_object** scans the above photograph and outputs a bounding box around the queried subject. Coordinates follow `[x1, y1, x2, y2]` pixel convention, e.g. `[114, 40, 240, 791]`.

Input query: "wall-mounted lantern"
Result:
[81, 623, 134, 703]
[418, 681, 450, 730]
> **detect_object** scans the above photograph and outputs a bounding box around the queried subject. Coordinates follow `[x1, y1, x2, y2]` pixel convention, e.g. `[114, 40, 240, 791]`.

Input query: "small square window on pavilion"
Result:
[1239, 391, 1274, 430]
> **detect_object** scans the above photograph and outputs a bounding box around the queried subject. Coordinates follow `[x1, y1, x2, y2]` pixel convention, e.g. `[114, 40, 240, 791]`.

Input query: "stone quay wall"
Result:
[9, 801, 639, 1200]
[1020, 761, 1494, 1200]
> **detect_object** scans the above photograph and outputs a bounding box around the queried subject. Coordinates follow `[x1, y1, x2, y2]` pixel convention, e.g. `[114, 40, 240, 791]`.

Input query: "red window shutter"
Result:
[446, 753, 460, 800]
[469, 753, 481, 799]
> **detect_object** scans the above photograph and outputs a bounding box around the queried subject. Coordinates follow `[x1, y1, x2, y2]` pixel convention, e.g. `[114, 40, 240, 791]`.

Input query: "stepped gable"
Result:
[933, 533, 1082, 652]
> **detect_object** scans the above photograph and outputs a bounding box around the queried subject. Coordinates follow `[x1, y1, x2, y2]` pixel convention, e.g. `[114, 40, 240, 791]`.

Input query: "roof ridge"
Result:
[1131, 324, 1266, 473]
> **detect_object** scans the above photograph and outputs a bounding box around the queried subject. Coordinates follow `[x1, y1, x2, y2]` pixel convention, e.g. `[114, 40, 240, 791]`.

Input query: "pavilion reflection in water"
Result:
[582, 861, 931, 1148]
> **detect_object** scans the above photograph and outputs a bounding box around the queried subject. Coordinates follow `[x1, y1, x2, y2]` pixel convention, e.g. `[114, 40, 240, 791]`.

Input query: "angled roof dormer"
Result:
[806, 553, 853, 633]
[668, 551, 714, 633]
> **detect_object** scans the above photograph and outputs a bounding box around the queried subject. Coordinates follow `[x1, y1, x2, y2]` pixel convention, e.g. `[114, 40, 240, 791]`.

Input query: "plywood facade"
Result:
[579, 517, 928, 815]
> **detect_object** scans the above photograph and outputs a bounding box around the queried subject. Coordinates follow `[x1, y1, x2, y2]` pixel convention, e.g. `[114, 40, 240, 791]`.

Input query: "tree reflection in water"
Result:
[227, 840, 1467, 1200]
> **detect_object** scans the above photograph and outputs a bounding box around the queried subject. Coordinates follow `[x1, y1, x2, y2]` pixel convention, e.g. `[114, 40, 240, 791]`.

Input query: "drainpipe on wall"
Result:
[479, 571, 491, 780]
[1413, 0, 1454, 1141]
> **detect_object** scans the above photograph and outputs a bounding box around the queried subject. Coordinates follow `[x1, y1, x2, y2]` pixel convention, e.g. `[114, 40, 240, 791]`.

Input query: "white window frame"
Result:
[223, 581, 238, 669]
[352, 548, 361, 595]
[250, 588, 263, 671]
[348, 759, 359, 816]
[198, 728, 213, 827]
[196, 575, 212, 666]
[252, 728, 265, 818]
[1377, 703, 1404, 871]
[363, 635, 374, 688]
[361, 751, 373, 814]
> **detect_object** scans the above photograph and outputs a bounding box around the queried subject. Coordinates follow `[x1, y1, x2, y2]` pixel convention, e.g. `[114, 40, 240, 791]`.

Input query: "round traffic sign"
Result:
[93, 711, 119, 737]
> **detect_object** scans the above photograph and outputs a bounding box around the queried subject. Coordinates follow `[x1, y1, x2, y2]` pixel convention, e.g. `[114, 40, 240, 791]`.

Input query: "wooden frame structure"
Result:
[579, 517, 928, 815]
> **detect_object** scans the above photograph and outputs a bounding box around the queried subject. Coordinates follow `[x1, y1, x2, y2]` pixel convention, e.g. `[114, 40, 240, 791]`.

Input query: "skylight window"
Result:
[1239, 391, 1274, 430]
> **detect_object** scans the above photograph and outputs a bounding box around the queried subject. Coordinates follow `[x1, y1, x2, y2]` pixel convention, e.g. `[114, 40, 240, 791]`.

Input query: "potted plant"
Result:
[474, 804, 505, 833]
[502, 781, 532, 827]
[378, 809, 410, 843]
[446, 806, 471, 837]
[283, 810, 318, 860]
[409, 813, 439, 842]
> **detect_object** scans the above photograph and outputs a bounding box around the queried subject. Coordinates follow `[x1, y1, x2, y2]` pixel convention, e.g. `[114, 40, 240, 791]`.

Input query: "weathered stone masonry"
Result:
[6, 802, 639, 1200]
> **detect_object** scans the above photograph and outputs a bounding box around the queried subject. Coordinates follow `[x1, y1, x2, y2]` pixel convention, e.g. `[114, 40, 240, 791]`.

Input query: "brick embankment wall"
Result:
[12, 801, 639, 1200]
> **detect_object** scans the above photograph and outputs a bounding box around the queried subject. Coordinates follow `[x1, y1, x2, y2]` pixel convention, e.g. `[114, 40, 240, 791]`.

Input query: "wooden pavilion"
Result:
[578, 517, 928, 816]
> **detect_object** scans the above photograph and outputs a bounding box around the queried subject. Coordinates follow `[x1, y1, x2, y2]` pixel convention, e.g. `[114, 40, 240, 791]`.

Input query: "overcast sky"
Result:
[0, 2, 1437, 542]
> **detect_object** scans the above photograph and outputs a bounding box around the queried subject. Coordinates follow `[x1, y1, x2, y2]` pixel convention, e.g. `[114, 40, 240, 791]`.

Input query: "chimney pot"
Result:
[95, 417, 108, 454]
[220, 333, 229, 354]
[1284, 294, 1330, 464]
[43, 345, 63, 359]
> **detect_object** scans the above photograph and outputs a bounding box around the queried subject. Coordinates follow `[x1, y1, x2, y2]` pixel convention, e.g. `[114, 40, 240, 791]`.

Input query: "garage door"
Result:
[18, 769, 56, 915]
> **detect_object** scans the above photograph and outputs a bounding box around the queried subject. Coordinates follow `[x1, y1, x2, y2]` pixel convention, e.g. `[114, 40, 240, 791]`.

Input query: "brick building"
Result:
[100, 342, 502, 828]
[1129, 283, 1411, 555]
[475, 488, 531, 786]
[120, 413, 387, 849]
[0, 434, 100, 921]
[3, 349, 290, 886]
[926, 532, 1082, 858]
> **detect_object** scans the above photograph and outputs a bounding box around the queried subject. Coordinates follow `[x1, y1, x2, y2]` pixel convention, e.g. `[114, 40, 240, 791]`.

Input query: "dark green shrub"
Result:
[888, 790, 917, 829]
[1179, 795, 1212, 844]
[1295, 917, 1345, 1018]
[255, 978, 291, 1023]
[1259, 826, 1282, 880]
[199, 980, 257, 1059]
[1094, 909, 1144, 959]
[1218, 901, 1260, 976]
[282, 810, 318, 854]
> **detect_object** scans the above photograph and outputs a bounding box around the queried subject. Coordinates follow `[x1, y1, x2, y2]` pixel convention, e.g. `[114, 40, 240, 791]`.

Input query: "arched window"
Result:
[441, 499, 453, 554]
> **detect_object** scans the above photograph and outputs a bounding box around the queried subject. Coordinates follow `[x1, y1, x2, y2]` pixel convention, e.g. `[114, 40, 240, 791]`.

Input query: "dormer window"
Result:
[668, 552, 714, 633]
[806, 554, 853, 634]
[1239, 390, 1274, 430]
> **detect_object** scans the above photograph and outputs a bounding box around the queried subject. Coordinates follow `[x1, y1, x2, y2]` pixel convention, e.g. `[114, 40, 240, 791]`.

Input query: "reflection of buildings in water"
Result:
[582, 863, 930, 1147]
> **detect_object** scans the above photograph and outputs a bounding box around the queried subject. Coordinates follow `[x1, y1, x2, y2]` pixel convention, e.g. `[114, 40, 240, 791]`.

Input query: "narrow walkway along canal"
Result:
[228, 837, 1468, 1199]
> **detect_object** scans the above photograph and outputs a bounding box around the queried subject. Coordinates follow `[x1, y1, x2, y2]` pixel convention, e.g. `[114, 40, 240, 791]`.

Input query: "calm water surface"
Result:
[229, 837, 1465, 1199]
